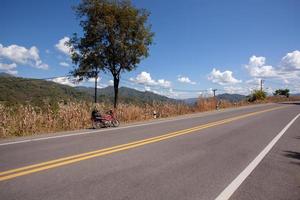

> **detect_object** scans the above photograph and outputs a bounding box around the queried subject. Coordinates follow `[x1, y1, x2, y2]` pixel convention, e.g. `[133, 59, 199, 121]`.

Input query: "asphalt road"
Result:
[0, 103, 299, 200]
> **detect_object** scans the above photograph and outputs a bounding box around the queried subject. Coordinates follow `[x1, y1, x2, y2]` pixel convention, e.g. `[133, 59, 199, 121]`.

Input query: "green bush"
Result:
[249, 90, 266, 102]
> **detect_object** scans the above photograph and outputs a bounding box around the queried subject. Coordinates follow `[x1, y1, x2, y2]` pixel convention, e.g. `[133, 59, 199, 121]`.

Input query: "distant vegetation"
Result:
[0, 76, 91, 107]
[273, 89, 290, 98]
[248, 90, 267, 102]
[184, 93, 246, 105]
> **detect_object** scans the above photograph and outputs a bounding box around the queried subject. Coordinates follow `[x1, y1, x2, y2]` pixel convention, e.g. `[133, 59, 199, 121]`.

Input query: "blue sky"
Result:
[1, 0, 300, 98]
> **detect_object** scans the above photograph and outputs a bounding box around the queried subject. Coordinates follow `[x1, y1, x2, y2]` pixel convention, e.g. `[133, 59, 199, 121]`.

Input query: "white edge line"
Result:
[0, 104, 280, 146]
[215, 113, 300, 200]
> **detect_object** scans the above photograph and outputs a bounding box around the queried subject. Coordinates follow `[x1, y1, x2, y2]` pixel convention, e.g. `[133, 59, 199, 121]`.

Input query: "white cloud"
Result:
[0, 44, 48, 69]
[130, 71, 155, 85]
[223, 86, 250, 95]
[245, 55, 277, 77]
[157, 79, 171, 88]
[130, 71, 172, 88]
[88, 77, 102, 83]
[55, 37, 71, 56]
[59, 62, 70, 67]
[208, 68, 241, 85]
[50, 77, 77, 87]
[87, 77, 111, 88]
[0, 62, 18, 75]
[245, 52, 300, 84]
[281, 50, 300, 71]
[177, 76, 196, 84]
[245, 77, 262, 85]
[108, 80, 114, 86]
[144, 86, 151, 91]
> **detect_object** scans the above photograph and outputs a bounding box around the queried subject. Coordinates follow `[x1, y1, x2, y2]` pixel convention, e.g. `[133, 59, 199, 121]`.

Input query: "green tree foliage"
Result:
[273, 89, 290, 98]
[69, 0, 154, 108]
[249, 90, 267, 102]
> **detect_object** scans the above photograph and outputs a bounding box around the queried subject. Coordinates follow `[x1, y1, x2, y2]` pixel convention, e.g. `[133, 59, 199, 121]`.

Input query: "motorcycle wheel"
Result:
[112, 119, 120, 127]
[92, 121, 102, 129]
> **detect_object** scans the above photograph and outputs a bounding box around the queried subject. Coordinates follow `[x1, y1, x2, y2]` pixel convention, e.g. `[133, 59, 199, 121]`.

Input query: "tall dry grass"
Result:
[0, 102, 193, 138]
[1, 95, 298, 138]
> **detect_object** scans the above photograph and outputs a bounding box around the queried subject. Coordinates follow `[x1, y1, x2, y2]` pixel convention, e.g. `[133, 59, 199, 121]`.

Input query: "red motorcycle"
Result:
[91, 109, 120, 129]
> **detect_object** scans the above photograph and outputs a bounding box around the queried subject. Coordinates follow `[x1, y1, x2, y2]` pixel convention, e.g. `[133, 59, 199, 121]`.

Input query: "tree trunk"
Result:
[113, 76, 119, 109]
[94, 74, 98, 103]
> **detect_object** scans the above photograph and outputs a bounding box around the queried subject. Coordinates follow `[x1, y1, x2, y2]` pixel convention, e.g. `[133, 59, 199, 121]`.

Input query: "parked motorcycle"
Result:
[91, 109, 120, 129]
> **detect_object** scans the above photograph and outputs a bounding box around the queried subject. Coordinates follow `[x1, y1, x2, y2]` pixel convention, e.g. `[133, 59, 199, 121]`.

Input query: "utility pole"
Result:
[213, 89, 219, 110]
[212, 89, 217, 97]
[260, 79, 264, 91]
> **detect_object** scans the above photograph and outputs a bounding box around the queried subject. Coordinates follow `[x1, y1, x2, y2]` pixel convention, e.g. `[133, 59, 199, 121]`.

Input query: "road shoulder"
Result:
[230, 115, 300, 200]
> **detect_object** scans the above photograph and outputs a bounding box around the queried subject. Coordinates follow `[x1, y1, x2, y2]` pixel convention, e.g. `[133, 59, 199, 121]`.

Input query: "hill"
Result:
[76, 86, 177, 105]
[0, 72, 14, 78]
[184, 93, 247, 105]
[0, 76, 178, 106]
[291, 93, 300, 96]
[0, 76, 92, 106]
[217, 93, 247, 102]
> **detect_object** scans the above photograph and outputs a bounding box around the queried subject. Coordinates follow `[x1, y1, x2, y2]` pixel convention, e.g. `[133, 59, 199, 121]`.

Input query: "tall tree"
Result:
[273, 89, 290, 98]
[69, 0, 154, 108]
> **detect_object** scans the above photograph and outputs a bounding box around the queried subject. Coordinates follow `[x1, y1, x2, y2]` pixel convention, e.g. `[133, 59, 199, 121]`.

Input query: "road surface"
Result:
[0, 103, 299, 200]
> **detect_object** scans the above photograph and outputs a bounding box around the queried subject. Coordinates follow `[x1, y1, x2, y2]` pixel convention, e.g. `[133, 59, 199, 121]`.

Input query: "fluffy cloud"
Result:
[281, 50, 300, 71]
[144, 86, 151, 91]
[0, 62, 18, 75]
[223, 86, 251, 95]
[130, 71, 155, 85]
[51, 77, 77, 87]
[0, 44, 48, 69]
[157, 79, 172, 88]
[245, 77, 262, 85]
[208, 68, 241, 85]
[177, 76, 196, 84]
[245, 56, 277, 77]
[108, 80, 114, 86]
[88, 77, 103, 83]
[87, 77, 112, 88]
[55, 37, 71, 56]
[245, 52, 300, 84]
[129, 71, 171, 88]
[59, 62, 70, 67]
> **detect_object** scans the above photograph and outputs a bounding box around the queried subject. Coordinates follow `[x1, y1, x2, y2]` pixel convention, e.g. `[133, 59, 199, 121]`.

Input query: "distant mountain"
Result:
[0, 76, 92, 106]
[183, 98, 198, 105]
[76, 86, 178, 105]
[183, 93, 247, 105]
[0, 72, 14, 78]
[217, 93, 246, 102]
[0, 76, 178, 106]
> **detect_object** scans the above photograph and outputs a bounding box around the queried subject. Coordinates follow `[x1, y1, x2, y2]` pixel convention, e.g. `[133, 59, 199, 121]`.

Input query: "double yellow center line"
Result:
[0, 106, 285, 181]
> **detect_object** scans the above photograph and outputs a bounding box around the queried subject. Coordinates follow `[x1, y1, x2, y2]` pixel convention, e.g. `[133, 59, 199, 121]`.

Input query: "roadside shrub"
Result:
[249, 90, 266, 102]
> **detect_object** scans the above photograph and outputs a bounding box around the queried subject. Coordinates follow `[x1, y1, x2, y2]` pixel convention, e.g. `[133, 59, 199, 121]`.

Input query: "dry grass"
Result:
[0, 102, 193, 138]
[1, 96, 299, 138]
